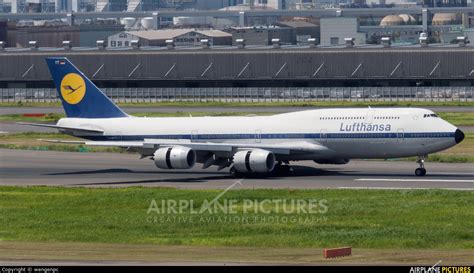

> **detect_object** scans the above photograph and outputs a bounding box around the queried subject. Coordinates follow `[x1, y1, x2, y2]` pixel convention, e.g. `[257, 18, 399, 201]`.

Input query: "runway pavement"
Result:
[1, 149, 473, 190]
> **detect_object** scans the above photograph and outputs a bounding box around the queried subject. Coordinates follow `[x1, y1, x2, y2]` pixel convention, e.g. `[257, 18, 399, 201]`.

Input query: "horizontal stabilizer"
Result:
[19, 122, 104, 134]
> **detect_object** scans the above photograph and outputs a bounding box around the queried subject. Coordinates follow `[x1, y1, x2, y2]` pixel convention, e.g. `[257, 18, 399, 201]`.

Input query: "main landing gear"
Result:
[272, 161, 292, 175]
[415, 156, 427, 177]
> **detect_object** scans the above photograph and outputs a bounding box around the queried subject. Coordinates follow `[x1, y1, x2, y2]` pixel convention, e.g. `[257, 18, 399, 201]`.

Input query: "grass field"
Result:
[1, 100, 474, 108]
[0, 187, 473, 250]
[437, 112, 474, 126]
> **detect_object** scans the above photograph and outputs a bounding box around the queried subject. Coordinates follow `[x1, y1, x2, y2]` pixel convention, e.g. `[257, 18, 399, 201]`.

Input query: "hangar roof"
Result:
[276, 21, 319, 28]
[125, 29, 231, 41]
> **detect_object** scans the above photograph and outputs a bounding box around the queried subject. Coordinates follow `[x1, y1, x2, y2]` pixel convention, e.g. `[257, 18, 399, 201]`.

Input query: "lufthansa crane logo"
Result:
[60, 73, 86, 104]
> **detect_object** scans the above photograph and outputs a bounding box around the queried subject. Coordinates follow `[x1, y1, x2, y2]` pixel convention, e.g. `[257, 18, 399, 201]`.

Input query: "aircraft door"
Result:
[320, 129, 327, 143]
[191, 130, 198, 142]
[397, 128, 404, 142]
[366, 109, 375, 124]
[255, 129, 261, 143]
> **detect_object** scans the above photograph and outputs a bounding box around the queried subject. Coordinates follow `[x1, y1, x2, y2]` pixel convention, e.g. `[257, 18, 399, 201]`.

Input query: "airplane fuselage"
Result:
[57, 107, 462, 162]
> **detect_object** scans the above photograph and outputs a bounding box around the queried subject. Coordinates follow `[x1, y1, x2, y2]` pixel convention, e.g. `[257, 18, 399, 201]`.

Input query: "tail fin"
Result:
[45, 57, 127, 118]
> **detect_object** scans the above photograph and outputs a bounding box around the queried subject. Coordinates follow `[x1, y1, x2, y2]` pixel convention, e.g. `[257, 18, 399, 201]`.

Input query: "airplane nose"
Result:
[455, 129, 465, 144]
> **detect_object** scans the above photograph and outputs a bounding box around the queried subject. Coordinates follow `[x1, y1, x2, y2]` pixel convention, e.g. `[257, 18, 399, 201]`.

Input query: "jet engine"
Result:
[233, 149, 276, 173]
[314, 159, 350, 165]
[154, 147, 196, 169]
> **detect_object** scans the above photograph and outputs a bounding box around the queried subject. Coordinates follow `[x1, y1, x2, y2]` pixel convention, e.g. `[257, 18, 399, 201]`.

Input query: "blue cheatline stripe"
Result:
[81, 132, 456, 141]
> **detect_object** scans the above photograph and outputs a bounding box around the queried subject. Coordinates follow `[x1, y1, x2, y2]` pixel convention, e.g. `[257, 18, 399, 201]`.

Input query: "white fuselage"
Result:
[57, 108, 460, 161]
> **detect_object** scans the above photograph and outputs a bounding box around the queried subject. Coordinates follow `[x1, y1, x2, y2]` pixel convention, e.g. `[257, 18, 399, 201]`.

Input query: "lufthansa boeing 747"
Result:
[23, 57, 465, 177]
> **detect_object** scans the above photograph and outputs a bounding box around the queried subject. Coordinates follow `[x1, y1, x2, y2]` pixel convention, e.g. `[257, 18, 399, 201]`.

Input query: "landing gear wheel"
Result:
[279, 164, 292, 173]
[415, 156, 427, 176]
[415, 168, 426, 177]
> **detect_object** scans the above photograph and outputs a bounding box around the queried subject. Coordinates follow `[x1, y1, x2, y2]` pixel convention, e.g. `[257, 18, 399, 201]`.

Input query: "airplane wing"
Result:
[41, 139, 143, 147]
[142, 139, 328, 155]
[40, 138, 329, 155]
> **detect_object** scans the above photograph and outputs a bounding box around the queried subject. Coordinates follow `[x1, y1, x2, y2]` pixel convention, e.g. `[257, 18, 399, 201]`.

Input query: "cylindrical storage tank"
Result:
[380, 15, 404, 26]
[120, 17, 136, 29]
[398, 14, 416, 24]
[432, 13, 460, 25]
[141, 17, 153, 30]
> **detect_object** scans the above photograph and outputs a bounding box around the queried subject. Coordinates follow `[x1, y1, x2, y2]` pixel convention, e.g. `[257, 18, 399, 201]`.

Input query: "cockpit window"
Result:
[423, 114, 438, 118]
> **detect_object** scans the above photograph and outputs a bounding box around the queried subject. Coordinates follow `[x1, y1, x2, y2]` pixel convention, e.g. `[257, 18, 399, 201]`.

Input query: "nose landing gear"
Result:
[415, 156, 427, 176]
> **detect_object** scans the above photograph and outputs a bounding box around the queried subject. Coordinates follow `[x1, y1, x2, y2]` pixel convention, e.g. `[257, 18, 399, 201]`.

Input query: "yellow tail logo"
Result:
[60, 73, 86, 104]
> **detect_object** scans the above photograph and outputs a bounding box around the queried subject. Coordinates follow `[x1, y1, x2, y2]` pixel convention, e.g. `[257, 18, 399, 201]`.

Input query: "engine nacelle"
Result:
[154, 147, 196, 169]
[314, 159, 350, 165]
[233, 149, 276, 173]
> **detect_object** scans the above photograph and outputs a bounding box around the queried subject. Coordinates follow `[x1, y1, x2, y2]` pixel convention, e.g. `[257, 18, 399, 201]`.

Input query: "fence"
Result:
[1, 86, 473, 103]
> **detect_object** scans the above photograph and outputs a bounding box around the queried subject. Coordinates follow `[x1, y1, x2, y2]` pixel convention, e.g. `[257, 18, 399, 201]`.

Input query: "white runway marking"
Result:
[430, 172, 474, 176]
[338, 187, 474, 191]
[355, 178, 474, 183]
